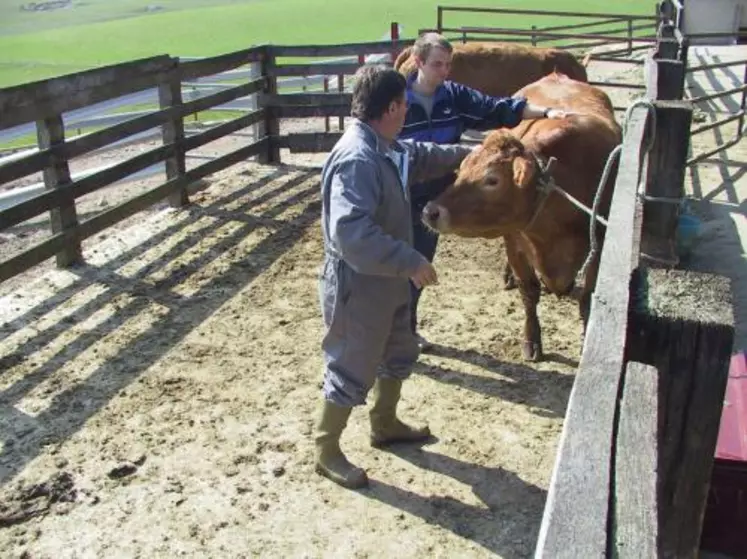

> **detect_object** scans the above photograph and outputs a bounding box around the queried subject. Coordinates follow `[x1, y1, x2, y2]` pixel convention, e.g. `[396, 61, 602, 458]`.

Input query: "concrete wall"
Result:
[682, 0, 747, 44]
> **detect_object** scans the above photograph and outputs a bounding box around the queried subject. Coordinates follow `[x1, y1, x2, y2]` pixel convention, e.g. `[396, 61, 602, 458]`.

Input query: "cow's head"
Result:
[422, 130, 543, 238]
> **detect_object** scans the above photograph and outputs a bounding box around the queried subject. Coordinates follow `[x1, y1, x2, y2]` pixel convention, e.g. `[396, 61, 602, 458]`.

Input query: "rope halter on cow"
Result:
[522, 141, 621, 294]
[521, 98, 659, 294]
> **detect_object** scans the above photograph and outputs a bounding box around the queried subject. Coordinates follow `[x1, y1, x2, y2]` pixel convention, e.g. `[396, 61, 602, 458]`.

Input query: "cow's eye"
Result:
[484, 176, 499, 186]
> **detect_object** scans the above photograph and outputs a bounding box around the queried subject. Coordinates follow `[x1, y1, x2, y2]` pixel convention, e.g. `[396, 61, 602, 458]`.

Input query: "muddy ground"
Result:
[0, 53, 743, 558]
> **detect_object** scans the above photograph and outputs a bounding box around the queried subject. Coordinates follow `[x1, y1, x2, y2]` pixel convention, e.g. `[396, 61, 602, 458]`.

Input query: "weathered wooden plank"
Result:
[535, 109, 650, 559]
[0, 56, 176, 131]
[158, 72, 188, 207]
[272, 105, 350, 119]
[0, 79, 265, 187]
[613, 360, 660, 558]
[272, 63, 362, 78]
[271, 39, 414, 58]
[626, 268, 734, 559]
[182, 110, 265, 152]
[179, 47, 264, 81]
[263, 92, 351, 107]
[275, 132, 343, 153]
[641, 101, 693, 267]
[0, 145, 174, 230]
[0, 232, 69, 284]
[35, 115, 82, 267]
[76, 138, 268, 240]
[0, 138, 268, 284]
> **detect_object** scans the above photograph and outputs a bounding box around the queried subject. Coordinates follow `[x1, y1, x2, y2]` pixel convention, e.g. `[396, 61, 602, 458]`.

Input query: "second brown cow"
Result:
[421, 72, 622, 361]
[394, 41, 589, 98]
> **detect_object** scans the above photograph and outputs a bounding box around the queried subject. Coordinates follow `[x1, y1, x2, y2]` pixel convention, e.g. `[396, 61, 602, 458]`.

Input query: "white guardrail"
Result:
[0, 26, 402, 211]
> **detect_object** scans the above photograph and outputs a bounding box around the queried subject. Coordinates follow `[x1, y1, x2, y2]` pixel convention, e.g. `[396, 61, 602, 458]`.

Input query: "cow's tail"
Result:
[393, 46, 412, 70]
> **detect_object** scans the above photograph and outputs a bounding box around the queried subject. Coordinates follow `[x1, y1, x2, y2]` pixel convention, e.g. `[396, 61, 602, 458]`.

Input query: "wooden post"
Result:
[258, 45, 281, 164]
[627, 18, 634, 55]
[323, 77, 330, 133]
[35, 115, 82, 267]
[339, 70, 346, 131]
[390, 21, 400, 62]
[640, 100, 693, 266]
[157, 66, 188, 207]
[645, 55, 685, 100]
[626, 267, 734, 559]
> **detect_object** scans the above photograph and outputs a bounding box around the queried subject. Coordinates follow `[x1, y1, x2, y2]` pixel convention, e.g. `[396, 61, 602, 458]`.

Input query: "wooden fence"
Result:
[0, 39, 413, 282]
[535, 6, 736, 557]
[0, 5, 739, 555]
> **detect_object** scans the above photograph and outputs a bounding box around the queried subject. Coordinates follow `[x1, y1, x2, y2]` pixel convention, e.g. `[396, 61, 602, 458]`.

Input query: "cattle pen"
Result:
[1, 1, 745, 557]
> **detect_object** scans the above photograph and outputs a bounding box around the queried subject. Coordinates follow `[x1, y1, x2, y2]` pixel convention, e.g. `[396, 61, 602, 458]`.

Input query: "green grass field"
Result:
[0, 0, 655, 87]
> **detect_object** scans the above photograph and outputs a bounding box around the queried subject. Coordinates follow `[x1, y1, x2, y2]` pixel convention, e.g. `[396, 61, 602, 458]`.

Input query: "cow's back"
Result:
[396, 42, 588, 97]
[510, 73, 621, 294]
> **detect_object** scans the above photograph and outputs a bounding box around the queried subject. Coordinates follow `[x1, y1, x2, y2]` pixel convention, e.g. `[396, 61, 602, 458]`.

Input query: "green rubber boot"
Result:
[314, 400, 368, 489]
[369, 377, 431, 448]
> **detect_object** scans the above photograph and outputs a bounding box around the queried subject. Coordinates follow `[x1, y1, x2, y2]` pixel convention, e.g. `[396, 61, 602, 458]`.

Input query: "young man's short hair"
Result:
[412, 32, 453, 63]
[350, 64, 406, 122]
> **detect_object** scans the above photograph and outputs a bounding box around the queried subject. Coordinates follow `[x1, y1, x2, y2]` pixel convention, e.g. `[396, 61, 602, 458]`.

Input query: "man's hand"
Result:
[411, 261, 438, 289]
[545, 108, 577, 119]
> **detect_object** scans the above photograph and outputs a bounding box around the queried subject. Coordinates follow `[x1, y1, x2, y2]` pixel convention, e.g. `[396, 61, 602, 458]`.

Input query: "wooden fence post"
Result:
[626, 267, 734, 558]
[258, 45, 281, 164]
[640, 100, 693, 265]
[35, 115, 82, 267]
[158, 60, 188, 207]
[641, 25, 689, 266]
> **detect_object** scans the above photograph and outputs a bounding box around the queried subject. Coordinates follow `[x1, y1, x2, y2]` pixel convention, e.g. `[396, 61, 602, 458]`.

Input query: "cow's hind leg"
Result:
[502, 261, 517, 290]
[504, 235, 543, 361]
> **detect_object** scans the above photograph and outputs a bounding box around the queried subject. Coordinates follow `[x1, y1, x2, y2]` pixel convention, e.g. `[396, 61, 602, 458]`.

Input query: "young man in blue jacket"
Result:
[315, 64, 477, 489]
[399, 33, 570, 350]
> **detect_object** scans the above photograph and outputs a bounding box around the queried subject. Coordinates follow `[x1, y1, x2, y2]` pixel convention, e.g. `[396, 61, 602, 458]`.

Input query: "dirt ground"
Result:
[0, 52, 741, 558]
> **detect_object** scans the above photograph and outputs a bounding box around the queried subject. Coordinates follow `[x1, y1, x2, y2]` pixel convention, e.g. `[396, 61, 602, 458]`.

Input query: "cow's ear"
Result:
[512, 156, 535, 189]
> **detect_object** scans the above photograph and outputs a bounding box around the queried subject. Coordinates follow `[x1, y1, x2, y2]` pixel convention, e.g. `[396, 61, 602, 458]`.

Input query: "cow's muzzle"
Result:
[421, 202, 449, 232]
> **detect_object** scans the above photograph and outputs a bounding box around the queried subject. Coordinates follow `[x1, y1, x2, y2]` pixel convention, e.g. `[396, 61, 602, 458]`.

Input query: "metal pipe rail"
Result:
[452, 26, 658, 44]
[436, 5, 658, 21]
[690, 111, 744, 137]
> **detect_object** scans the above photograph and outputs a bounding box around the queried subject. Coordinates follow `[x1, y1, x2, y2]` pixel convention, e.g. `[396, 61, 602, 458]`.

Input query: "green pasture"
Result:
[0, 0, 656, 87]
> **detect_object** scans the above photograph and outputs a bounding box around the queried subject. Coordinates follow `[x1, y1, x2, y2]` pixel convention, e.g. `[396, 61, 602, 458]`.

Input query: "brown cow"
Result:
[394, 41, 589, 98]
[421, 72, 621, 361]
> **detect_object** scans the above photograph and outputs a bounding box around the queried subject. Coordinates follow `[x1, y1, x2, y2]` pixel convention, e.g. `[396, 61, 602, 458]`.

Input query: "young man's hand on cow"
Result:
[545, 108, 577, 119]
[522, 104, 577, 120]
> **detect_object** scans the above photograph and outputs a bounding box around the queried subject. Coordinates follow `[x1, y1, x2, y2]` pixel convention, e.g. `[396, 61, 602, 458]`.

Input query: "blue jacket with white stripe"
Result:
[398, 74, 528, 205]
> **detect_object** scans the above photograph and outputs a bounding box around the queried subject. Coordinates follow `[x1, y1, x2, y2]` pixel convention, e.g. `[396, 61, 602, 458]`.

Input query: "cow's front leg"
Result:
[504, 234, 542, 361]
[578, 239, 602, 348]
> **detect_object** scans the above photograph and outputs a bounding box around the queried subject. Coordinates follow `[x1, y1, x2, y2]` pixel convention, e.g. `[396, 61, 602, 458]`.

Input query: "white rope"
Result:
[521, 99, 658, 294]
[575, 99, 658, 288]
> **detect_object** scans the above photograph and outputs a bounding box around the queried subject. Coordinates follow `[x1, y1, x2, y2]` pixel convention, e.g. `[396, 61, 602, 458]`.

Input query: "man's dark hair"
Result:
[350, 64, 406, 122]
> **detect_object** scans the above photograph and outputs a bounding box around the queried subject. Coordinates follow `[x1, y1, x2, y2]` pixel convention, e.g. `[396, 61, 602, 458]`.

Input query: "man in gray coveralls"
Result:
[315, 64, 475, 489]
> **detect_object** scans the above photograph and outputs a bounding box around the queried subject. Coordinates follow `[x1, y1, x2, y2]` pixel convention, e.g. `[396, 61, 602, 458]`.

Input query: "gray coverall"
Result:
[319, 119, 473, 407]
